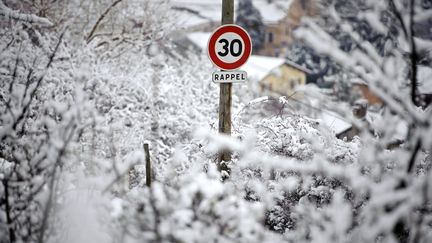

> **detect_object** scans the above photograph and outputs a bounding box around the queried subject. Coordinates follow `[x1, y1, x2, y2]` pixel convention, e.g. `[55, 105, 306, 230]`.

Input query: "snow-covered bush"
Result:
[3, 1, 431, 243]
[115, 164, 281, 243]
[0, 19, 97, 243]
[222, 0, 432, 242]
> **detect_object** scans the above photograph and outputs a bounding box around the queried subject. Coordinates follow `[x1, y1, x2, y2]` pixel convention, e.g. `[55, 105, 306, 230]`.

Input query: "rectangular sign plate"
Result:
[212, 71, 247, 83]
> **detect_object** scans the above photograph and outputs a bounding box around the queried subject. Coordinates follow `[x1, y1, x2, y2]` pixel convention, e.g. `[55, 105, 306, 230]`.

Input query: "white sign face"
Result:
[215, 32, 245, 64]
[212, 71, 247, 83]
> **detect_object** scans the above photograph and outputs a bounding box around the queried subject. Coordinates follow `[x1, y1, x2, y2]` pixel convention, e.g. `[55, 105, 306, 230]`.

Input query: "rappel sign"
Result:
[212, 71, 247, 83]
[207, 24, 252, 83]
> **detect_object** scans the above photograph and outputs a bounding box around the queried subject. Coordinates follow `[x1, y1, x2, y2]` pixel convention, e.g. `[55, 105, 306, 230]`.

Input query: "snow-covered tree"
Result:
[4, 0, 432, 243]
[0, 8, 97, 242]
[236, 0, 266, 53]
[290, 0, 432, 241]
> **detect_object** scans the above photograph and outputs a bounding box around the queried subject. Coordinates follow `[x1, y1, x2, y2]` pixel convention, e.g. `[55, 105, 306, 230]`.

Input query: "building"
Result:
[171, 0, 318, 57]
[241, 55, 312, 97]
[251, 0, 294, 57]
[258, 0, 317, 57]
[180, 33, 312, 97]
[351, 65, 432, 108]
[350, 78, 383, 105]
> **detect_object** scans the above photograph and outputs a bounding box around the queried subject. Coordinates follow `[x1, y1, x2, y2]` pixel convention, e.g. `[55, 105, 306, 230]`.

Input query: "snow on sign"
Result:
[208, 24, 252, 83]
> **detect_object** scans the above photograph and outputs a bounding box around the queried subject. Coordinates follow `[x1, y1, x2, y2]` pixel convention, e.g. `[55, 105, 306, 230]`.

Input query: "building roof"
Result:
[171, 0, 293, 28]
[253, 0, 293, 24]
[186, 32, 210, 50]
[318, 111, 352, 135]
[350, 78, 367, 85]
[241, 55, 286, 81]
[284, 59, 312, 74]
[241, 55, 312, 81]
[171, 1, 220, 29]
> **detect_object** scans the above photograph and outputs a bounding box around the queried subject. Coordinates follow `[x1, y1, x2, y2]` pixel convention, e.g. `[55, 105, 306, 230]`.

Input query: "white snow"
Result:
[171, 0, 221, 28]
[187, 32, 211, 51]
[56, 179, 111, 243]
[174, 9, 215, 29]
[241, 55, 286, 81]
[318, 111, 352, 135]
[0, 0, 53, 26]
[253, 0, 293, 24]
[418, 65, 432, 94]
[172, 0, 293, 28]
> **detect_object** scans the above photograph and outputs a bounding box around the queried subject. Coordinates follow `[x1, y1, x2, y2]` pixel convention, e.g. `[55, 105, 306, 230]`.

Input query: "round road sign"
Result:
[207, 24, 252, 70]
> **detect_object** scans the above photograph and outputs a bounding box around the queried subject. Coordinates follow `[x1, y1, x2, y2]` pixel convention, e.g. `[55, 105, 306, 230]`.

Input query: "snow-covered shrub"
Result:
[0, 20, 97, 242]
[198, 118, 430, 242]
[115, 165, 281, 243]
[294, 1, 432, 241]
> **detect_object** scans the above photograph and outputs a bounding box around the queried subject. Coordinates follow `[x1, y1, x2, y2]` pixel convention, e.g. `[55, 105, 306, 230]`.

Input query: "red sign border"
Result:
[207, 24, 252, 70]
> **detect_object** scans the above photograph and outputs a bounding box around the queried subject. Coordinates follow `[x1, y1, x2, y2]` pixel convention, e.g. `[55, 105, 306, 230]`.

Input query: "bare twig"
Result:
[408, 0, 418, 106]
[86, 0, 125, 43]
[388, 0, 419, 106]
[407, 138, 421, 173]
[11, 31, 64, 132]
[388, 0, 409, 38]
[0, 0, 53, 26]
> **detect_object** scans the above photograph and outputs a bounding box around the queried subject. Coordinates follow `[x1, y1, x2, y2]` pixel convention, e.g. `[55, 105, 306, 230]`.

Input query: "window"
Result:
[268, 32, 273, 43]
[290, 79, 299, 90]
[300, 0, 307, 9]
[290, 80, 296, 90]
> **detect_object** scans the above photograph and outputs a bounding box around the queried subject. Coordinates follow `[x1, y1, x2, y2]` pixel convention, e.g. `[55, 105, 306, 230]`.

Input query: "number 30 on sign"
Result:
[207, 24, 252, 83]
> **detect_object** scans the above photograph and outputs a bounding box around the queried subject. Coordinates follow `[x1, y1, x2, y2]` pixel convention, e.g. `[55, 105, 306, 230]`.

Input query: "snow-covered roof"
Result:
[254, 0, 293, 24]
[186, 32, 210, 50]
[171, 1, 220, 29]
[241, 55, 286, 81]
[285, 59, 312, 74]
[174, 11, 213, 29]
[171, 0, 293, 28]
[350, 78, 367, 85]
[318, 111, 352, 135]
[367, 111, 408, 141]
[241, 55, 312, 81]
[418, 65, 432, 94]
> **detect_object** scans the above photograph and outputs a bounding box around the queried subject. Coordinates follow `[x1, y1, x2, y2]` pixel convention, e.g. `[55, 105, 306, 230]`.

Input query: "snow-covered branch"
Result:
[0, 0, 53, 26]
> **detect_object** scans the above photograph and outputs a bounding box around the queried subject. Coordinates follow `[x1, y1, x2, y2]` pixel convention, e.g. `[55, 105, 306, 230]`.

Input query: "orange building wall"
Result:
[353, 84, 382, 105]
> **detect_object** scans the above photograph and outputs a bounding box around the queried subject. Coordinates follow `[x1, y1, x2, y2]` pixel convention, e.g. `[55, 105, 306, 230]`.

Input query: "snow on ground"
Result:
[55, 181, 111, 243]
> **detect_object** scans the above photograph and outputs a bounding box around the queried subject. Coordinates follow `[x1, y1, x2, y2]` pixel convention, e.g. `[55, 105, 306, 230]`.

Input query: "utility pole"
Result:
[218, 0, 234, 176]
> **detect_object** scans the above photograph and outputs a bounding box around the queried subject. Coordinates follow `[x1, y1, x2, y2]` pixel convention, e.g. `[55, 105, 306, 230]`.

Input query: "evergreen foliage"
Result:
[236, 0, 266, 53]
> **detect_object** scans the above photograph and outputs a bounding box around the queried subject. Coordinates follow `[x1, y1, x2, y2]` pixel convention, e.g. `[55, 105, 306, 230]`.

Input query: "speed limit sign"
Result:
[207, 24, 252, 71]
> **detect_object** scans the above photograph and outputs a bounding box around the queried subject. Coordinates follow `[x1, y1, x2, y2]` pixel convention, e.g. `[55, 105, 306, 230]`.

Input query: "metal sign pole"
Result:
[218, 0, 234, 176]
